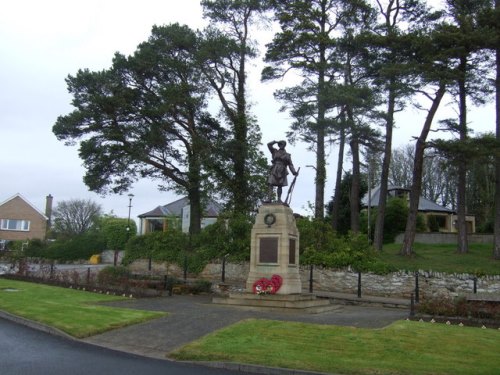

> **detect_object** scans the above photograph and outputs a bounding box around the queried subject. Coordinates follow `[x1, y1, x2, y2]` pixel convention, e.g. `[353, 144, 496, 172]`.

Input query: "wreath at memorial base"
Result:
[253, 274, 283, 295]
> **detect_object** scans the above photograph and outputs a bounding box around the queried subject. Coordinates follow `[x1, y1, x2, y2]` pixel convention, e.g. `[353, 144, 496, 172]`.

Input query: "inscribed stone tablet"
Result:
[289, 238, 296, 264]
[259, 237, 278, 263]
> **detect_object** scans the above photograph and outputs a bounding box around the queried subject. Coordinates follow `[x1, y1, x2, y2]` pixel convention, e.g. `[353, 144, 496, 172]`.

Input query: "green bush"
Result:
[24, 239, 48, 257]
[5, 240, 23, 252]
[190, 279, 212, 294]
[296, 218, 337, 255]
[123, 214, 252, 275]
[383, 197, 409, 243]
[299, 226, 395, 274]
[122, 215, 395, 275]
[42, 232, 107, 261]
[99, 217, 137, 250]
[416, 213, 427, 232]
[417, 296, 500, 320]
[193, 214, 253, 262]
[123, 230, 189, 265]
[97, 265, 130, 286]
[362, 197, 415, 243]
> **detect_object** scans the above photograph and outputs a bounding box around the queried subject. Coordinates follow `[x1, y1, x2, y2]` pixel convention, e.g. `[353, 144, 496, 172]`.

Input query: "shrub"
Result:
[190, 279, 212, 294]
[299, 225, 395, 274]
[383, 197, 408, 243]
[417, 296, 500, 320]
[123, 230, 189, 265]
[296, 218, 337, 255]
[193, 214, 253, 262]
[97, 265, 130, 286]
[99, 217, 137, 250]
[24, 239, 48, 257]
[42, 232, 107, 261]
[123, 214, 252, 275]
[416, 213, 427, 232]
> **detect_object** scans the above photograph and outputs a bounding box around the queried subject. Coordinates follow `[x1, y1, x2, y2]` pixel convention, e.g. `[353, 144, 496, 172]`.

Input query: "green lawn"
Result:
[381, 243, 500, 275]
[0, 278, 165, 338]
[171, 319, 500, 375]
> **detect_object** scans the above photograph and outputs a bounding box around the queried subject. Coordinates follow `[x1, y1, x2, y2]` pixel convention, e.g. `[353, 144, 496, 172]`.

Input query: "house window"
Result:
[0, 219, 30, 231]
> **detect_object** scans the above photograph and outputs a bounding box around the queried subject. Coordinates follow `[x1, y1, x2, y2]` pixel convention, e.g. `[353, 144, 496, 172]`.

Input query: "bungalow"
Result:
[362, 186, 475, 233]
[0, 194, 52, 245]
[138, 196, 222, 234]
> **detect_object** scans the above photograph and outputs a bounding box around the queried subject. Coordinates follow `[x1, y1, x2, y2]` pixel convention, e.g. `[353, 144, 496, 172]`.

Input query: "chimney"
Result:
[45, 194, 53, 228]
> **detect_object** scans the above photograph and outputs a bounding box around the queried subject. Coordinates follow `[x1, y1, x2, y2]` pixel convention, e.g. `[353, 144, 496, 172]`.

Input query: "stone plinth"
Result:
[246, 203, 301, 295]
[212, 293, 336, 314]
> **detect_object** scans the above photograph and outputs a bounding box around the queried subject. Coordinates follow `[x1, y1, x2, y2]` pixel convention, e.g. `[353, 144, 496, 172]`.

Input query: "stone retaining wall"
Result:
[128, 260, 500, 300]
[394, 233, 494, 244]
[306, 267, 500, 299]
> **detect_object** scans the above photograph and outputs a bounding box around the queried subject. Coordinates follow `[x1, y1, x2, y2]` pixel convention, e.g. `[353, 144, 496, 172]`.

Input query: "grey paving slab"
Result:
[83, 294, 409, 360]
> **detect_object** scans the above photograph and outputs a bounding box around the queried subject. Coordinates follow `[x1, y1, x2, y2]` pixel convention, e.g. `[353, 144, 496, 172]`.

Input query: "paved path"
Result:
[83, 294, 409, 360]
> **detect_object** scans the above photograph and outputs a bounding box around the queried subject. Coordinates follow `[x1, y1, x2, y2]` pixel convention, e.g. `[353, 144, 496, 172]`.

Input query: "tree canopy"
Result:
[54, 24, 222, 234]
[52, 198, 102, 237]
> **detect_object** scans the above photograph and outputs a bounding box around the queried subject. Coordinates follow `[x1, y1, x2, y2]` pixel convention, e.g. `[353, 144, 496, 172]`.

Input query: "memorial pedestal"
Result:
[245, 203, 301, 294]
[213, 203, 333, 313]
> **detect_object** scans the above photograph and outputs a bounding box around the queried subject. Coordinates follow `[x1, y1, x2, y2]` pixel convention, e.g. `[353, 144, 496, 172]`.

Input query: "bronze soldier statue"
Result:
[267, 140, 298, 203]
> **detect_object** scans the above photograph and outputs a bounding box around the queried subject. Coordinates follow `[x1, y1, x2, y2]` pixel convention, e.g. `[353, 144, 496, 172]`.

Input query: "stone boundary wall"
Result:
[128, 260, 500, 300]
[304, 267, 500, 299]
[394, 233, 494, 244]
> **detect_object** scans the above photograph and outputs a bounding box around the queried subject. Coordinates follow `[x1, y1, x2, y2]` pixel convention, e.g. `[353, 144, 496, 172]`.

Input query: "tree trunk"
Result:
[401, 84, 446, 256]
[350, 137, 361, 234]
[494, 0, 500, 259]
[457, 56, 469, 254]
[315, 119, 326, 219]
[331, 126, 346, 231]
[188, 188, 202, 236]
[373, 82, 395, 251]
[232, 32, 250, 214]
[187, 149, 202, 235]
[314, 41, 327, 220]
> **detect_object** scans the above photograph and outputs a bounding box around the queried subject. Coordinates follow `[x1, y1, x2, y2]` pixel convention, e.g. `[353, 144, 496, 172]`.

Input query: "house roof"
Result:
[362, 186, 454, 214]
[138, 196, 222, 218]
[0, 193, 48, 220]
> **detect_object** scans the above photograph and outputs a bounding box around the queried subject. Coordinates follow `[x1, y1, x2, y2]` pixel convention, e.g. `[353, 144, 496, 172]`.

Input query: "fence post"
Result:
[183, 256, 187, 282]
[415, 271, 420, 304]
[222, 256, 226, 283]
[410, 293, 415, 317]
[87, 267, 91, 284]
[309, 264, 314, 293]
[473, 277, 477, 294]
[357, 271, 362, 298]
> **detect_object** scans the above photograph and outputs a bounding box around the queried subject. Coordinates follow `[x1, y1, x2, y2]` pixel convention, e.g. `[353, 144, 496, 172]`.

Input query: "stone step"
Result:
[212, 293, 338, 314]
[227, 292, 319, 302]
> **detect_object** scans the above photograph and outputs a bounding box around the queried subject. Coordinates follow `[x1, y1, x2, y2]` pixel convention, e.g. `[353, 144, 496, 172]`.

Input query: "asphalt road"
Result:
[0, 318, 238, 375]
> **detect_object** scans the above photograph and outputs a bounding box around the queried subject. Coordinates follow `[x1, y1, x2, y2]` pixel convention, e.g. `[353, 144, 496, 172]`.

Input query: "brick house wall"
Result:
[0, 194, 48, 241]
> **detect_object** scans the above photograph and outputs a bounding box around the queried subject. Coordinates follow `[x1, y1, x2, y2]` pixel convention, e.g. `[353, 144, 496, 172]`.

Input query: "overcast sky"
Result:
[0, 0, 495, 223]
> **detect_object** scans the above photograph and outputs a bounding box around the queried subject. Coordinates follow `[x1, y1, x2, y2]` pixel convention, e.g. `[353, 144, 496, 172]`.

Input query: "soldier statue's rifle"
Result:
[284, 167, 300, 206]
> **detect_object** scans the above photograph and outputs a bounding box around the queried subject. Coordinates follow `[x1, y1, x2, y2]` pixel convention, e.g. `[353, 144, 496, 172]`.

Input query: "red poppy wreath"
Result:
[252, 274, 283, 295]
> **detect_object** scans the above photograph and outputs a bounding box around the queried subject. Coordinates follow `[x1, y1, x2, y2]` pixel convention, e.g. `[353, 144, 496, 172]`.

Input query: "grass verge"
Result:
[170, 319, 500, 375]
[0, 278, 165, 338]
[381, 242, 499, 275]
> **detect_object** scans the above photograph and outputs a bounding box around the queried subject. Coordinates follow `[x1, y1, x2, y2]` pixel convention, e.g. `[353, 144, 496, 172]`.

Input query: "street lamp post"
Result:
[116, 193, 134, 267]
[126, 193, 134, 241]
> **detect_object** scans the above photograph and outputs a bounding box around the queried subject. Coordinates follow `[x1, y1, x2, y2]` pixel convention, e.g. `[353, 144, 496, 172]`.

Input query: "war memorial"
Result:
[213, 140, 333, 313]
